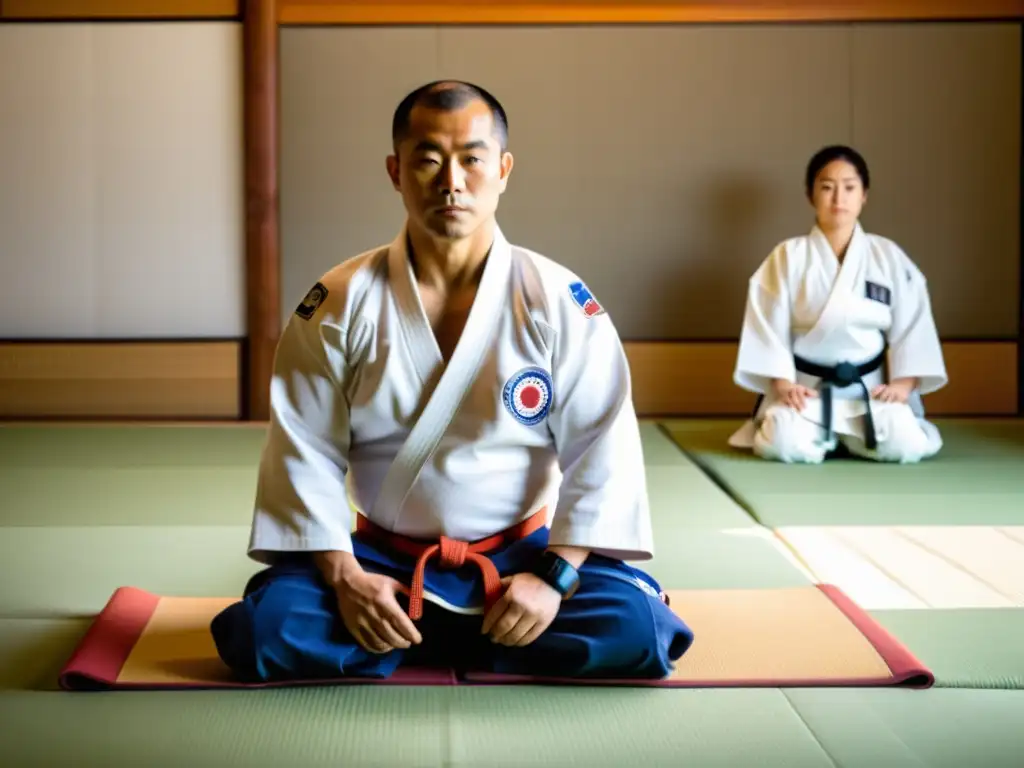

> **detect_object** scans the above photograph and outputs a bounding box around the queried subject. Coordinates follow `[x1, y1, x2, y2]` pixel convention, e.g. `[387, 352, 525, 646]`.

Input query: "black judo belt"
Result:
[793, 347, 887, 450]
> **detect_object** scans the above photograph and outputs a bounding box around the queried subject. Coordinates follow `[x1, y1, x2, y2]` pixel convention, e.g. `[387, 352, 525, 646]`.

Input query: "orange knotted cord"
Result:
[355, 507, 548, 620]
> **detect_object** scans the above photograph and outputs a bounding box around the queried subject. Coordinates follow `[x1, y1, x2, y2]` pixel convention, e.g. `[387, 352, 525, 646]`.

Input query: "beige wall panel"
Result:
[850, 23, 1021, 338]
[0, 27, 99, 337]
[437, 25, 856, 338]
[279, 23, 1019, 341]
[279, 28, 441, 314]
[91, 24, 246, 338]
[0, 23, 246, 339]
[279, 25, 853, 336]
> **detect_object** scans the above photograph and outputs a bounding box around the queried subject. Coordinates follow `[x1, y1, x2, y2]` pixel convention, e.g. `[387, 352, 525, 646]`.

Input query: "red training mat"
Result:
[58, 584, 934, 691]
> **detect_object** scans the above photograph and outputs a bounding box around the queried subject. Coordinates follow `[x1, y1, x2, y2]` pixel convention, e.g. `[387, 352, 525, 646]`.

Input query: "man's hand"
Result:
[314, 551, 422, 655]
[481, 572, 562, 647]
[481, 545, 588, 648]
[872, 377, 917, 404]
[772, 378, 817, 411]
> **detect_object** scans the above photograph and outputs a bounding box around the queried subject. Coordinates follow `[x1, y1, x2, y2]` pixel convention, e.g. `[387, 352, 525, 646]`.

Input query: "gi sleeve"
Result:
[887, 252, 948, 395]
[545, 283, 655, 562]
[733, 246, 796, 394]
[247, 291, 354, 564]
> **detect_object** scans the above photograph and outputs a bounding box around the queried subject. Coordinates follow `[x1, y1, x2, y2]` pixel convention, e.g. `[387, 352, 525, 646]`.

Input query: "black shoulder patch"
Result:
[295, 282, 329, 320]
[865, 280, 891, 306]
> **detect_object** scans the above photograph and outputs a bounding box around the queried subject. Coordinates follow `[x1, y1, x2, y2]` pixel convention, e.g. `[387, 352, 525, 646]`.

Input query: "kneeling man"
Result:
[210, 80, 694, 682]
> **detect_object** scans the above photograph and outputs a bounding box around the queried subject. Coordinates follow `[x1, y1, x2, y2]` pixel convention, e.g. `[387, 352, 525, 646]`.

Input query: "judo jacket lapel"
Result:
[370, 225, 513, 531]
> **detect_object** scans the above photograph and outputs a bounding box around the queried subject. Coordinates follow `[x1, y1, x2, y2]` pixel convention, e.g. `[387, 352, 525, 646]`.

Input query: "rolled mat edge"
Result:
[56, 588, 460, 690]
[58, 586, 160, 691]
[463, 584, 936, 688]
[814, 583, 935, 689]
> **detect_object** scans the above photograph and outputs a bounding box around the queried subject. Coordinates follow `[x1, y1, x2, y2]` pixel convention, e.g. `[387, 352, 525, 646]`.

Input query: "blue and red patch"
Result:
[568, 281, 605, 317]
[502, 367, 553, 426]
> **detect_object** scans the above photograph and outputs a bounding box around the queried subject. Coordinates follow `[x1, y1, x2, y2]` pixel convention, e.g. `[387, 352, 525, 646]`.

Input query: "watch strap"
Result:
[532, 551, 580, 598]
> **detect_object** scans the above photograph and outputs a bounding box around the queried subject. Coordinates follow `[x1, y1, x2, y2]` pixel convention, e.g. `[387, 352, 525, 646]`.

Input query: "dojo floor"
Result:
[2, 419, 1024, 766]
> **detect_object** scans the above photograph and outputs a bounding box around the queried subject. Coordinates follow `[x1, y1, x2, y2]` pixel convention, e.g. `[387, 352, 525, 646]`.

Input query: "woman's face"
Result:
[810, 159, 867, 230]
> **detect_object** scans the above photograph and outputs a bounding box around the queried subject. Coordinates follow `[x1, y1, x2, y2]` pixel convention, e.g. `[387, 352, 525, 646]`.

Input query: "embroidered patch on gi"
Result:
[502, 367, 553, 426]
[632, 575, 669, 604]
[865, 281, 891, 306]
[634, 576, 660, 598]
[568, 281, 605, 317]
[295, 282, 328, 320]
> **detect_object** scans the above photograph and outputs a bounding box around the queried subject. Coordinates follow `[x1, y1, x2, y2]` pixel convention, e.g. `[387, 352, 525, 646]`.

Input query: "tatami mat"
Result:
[0, 423, 264, 527]
[0, 525, 812, 618]
[0, 685, 1021, 766]
[784, 688, 1024, 767]
[0, 687, 832, 767]
[3, 419, 1024, 765]
[0, 618, 92, 691]
[867, 609, 1024, 690]
[0, 421, 755, 530]
[660, 419, 1024, 527]
[0, 421, 804, 618]
[0, 526, 258, 617]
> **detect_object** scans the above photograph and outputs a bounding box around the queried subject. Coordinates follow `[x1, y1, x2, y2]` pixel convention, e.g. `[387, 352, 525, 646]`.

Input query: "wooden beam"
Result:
[277, 1, 1024, 25]
[1, 0, 240, 18]
[1019, 36, 1024, 416]
[623, 340, 1020, 417]
[243, 0, 280, 421]
[0, 341, 242, 419]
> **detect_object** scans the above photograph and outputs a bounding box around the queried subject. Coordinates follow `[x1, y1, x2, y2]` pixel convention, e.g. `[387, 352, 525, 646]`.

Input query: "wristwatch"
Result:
[531, 551, 581, 599]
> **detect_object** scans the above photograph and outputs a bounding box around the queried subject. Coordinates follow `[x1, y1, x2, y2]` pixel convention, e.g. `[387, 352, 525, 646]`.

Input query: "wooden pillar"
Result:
[242, 0, 279, 421]
[1019, 21, 1024, 415]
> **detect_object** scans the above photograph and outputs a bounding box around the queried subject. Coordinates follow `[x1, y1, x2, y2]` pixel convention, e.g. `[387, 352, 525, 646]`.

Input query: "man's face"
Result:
[387, 98, 513, 241]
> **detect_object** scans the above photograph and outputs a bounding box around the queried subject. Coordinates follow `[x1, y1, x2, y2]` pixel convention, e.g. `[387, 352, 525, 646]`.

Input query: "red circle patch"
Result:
[519, 385, 541, 409]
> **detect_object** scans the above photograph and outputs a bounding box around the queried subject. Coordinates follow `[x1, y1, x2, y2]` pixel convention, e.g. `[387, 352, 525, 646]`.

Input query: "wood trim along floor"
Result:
[0, 341, 242, 419]
[624, 340, 1019, 417]
[277, 1, 1024, 26]
[0, 0, 240, 18]
[0, 338, 1013, 420]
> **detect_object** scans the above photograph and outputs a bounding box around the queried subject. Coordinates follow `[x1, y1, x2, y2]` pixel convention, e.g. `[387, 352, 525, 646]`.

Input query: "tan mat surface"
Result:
[775, 526, 1024, 610]
[58, 585, 932, 690]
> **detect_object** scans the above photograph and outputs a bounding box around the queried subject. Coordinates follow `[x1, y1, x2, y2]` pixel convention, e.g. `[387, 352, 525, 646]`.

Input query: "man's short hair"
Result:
[391, 80, 509, 152]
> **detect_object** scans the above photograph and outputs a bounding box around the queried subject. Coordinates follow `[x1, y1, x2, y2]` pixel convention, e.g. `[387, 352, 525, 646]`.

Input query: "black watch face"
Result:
[543, 558, 562, 581]
[538, 553, 579, 596]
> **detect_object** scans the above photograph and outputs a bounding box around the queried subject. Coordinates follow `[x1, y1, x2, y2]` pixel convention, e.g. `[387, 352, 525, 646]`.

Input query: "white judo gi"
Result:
[729, 222, 948, 464]
[248, 225, 654, 569]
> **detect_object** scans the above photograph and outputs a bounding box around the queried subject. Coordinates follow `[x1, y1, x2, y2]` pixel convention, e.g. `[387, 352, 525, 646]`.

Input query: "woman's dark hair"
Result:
[805, 145, 870, 197]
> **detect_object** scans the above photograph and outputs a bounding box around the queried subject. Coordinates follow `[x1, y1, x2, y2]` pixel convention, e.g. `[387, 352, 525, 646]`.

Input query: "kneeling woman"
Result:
[728, 145, 947, 464]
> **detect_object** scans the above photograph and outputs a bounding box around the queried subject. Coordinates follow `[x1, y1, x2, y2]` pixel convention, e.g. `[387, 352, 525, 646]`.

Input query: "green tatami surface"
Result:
[0, 422, 755, 530]
[0, 686, 1022, 767]
[0, 525, 811, 618]
[782, 688, 1024, 767]
[867, 608, 1024, 690]
[639, 421, 762, 530]
[2, 419, 1023, 766]
[0, 424, 266, 527]
[660, 418, 1024, 526]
